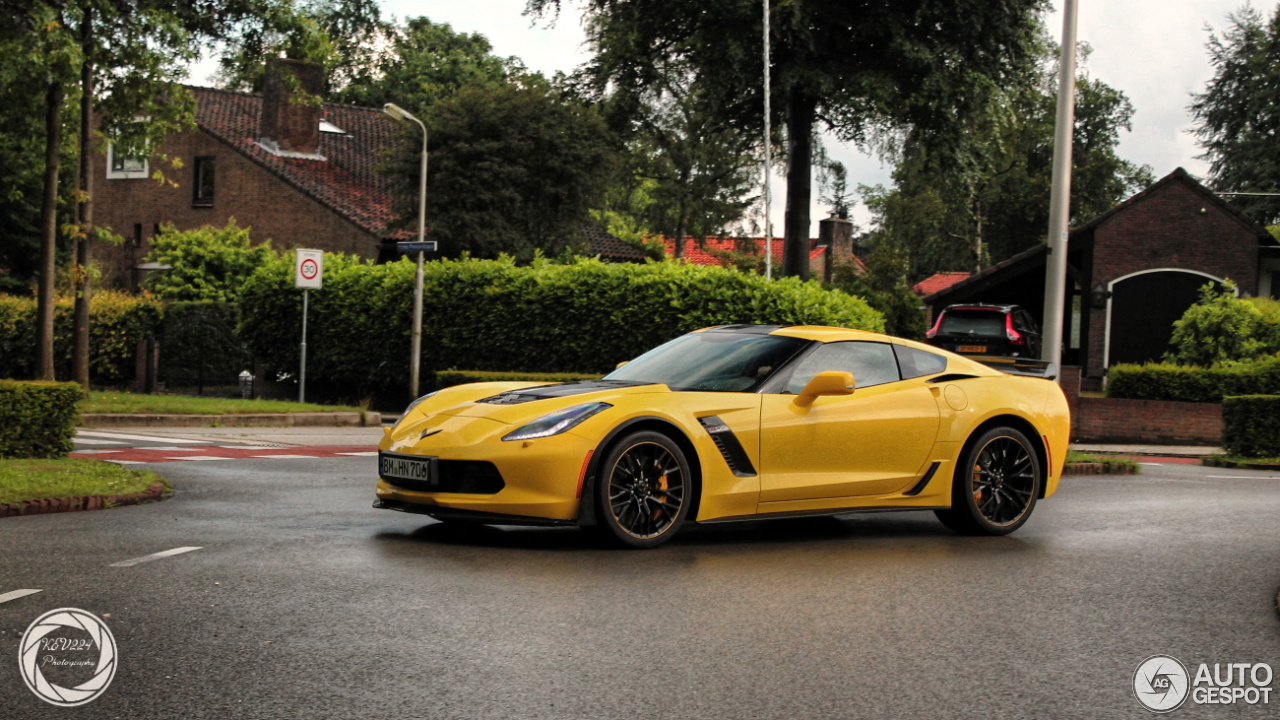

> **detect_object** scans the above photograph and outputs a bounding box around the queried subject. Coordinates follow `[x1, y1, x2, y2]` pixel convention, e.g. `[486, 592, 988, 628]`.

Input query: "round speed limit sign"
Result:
[295, 249, 323, 289]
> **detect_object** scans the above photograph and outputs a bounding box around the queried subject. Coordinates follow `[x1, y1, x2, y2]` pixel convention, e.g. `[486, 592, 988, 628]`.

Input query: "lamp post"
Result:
[1040, 0, 1078, 374]
[384, 102, 428, 398]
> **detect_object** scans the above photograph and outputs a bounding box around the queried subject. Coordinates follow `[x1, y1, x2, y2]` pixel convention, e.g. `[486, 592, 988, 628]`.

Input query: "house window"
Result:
[106, 143, 149, 179]
[193, 156, 215, 207]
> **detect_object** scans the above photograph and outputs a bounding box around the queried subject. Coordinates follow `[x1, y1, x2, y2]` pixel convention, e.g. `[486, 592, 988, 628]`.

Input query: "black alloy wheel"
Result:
[935, 426, 1041, 535]
[594, 431, 692, 548]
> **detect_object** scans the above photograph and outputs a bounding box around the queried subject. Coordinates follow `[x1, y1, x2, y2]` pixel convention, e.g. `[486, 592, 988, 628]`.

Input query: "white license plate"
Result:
[379, 453, 438, 487]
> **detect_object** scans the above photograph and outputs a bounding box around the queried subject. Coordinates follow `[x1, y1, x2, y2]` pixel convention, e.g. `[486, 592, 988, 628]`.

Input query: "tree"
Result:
[382, 78, 619, 259]
[862, 42, 1153, 280]
[142, 220, 277, 303]
[334, 16, 520, 109]
[1190, 5, 1280, 225]
[529, 0, 1048, 279]
[828, 240, 925, 339]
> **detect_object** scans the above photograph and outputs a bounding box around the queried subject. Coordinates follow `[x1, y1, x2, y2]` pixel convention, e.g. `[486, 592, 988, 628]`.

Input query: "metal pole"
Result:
[410, 124, 427, 397]
[300, 287, 308, 403]
[762, 0, 773, 280]
[1040, 0, 1078, 374]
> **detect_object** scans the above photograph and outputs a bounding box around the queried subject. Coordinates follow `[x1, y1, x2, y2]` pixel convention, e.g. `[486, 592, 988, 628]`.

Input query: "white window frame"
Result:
[106, 142, 149, 180]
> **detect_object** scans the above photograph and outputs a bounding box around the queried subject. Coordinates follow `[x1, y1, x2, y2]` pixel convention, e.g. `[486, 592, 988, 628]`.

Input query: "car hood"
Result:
[410, 380, 670, 426]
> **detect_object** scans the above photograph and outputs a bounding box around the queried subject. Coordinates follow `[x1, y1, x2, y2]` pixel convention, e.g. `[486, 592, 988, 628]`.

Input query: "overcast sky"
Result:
[211, 0, 1262, 232]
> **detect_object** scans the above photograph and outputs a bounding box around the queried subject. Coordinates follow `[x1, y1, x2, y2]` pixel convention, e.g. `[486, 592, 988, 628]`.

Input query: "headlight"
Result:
[502, 402, 611, 442]
[402, 390, 439, 415]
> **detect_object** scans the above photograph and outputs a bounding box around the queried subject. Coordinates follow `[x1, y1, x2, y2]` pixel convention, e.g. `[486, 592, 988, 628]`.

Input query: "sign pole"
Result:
[300, 288, 308, 403]
[411, 249, 424, 397]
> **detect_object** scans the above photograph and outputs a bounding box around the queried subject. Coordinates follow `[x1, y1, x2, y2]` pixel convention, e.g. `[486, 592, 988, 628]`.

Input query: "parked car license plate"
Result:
[957, 345, 987, 353]
[379, 452, 439, 488]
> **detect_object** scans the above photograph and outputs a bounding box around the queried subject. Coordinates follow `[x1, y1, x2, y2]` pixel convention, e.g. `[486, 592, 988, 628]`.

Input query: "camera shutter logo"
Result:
[18, 608, 118, 707]
[1134, 654, 1190, 713]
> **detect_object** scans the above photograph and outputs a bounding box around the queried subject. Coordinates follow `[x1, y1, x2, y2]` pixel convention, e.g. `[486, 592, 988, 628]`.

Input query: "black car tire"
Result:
[935, 426, 1041, 536]
[593, 430, 692, 548]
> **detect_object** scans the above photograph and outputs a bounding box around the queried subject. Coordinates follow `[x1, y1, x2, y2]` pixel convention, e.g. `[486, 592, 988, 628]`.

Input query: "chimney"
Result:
[820, 213, 855, 281]
[260, 58, 325, 157]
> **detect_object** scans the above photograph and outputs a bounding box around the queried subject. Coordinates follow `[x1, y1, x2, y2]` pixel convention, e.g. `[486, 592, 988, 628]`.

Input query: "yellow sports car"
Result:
[375, 325, 1071, 548]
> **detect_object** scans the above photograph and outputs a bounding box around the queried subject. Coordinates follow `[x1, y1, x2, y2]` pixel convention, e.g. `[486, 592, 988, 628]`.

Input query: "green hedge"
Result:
[0, 380, 83, 458]
[0, 292, 164, 385]
[436, 370, 603, 389]
[1222, 395, 1280, 458]
[238, 255, 884, 397]
[1106, 356, 1280, 403]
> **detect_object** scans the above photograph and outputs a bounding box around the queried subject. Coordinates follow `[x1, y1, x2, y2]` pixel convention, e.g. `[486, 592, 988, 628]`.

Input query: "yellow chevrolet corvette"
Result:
[375, 325, 1071, 548]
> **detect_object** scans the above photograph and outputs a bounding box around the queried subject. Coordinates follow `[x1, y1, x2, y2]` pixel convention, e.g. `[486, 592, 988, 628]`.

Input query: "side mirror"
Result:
[615, 360, 629, 370]
[795, 371, 855, 407]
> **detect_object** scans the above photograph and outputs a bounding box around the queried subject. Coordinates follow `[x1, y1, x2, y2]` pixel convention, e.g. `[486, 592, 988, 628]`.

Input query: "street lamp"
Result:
[384, 102, 429, 398]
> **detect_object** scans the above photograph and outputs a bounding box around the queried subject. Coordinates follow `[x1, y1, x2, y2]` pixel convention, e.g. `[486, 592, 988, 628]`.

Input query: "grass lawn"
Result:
[1065, 450, 1140, 473]
[83, 391, 361, 415]
[0, 458, 167, 505]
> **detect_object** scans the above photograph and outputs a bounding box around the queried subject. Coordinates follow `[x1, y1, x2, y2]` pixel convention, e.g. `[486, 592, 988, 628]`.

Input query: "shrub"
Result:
[143, 219, 277, 303]
[1222, 395, 1280, 458]
[238, 254, 884, 397]
[0, 380, 83, 458]
[0, 291, 163, 384]
[1106, 355, 1280, 403]
[1165, 282, 1280, 365]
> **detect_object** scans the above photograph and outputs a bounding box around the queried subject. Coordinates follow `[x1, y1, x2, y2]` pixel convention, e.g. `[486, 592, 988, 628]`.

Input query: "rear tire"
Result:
[594, 431, 692, 548]
[936, 426, 1041, 536]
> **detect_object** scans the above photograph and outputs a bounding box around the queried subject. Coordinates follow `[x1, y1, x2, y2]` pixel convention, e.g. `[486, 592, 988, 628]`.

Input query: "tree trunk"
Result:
[674, 196, 688, 260]
[73, 10, 94, 389]
[782, 91, 815, 279]
[36, 80, 65, 381]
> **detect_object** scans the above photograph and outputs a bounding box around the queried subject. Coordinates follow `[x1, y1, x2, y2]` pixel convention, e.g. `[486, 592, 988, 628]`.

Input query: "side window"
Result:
[782, 341, 900, 394]
[193, 156, 216, 207]
[894, 345, 948, 379]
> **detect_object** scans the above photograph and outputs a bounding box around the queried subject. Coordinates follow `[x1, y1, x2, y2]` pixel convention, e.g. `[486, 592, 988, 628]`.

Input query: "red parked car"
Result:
[925, 304, 1042, 358]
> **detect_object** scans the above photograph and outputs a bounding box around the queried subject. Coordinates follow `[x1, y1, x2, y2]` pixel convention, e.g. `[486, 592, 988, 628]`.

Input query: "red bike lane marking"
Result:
[70, 446, 377, 464]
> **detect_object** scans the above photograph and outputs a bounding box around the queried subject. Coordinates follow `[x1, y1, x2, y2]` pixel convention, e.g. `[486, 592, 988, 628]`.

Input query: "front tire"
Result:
[935, 426, 1041, 535]
[594, 431, 692, 548]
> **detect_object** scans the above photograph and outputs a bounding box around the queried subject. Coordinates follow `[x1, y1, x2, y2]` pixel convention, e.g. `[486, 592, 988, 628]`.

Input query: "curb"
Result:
[1062, 462, 1140, 476]
[1202, 456, 1280, 471]
[81, 411, 381, 428]
[0, 482, 169, 519]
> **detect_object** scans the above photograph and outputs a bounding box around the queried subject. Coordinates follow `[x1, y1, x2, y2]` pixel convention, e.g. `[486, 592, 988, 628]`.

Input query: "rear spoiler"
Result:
[971, 356, 1058, 380]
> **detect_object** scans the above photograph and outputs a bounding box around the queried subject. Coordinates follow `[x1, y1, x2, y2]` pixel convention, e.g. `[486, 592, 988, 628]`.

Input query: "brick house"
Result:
[93, 59, 646, 288]
[94, 59, 407, 289]
[923, 168, 1280, 390]
[660, 214, 865, 281]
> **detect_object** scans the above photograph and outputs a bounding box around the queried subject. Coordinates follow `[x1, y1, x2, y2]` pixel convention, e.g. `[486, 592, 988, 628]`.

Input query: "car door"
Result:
[758, 341, 941, 503]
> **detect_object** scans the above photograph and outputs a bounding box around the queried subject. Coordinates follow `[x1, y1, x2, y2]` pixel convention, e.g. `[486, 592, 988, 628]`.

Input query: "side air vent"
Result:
[476, 393, 542, 405]
[698, 416, 757, 478]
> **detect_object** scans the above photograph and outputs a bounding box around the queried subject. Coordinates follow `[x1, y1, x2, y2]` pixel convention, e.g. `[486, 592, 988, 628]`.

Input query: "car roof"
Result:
[942, 303, 1020, 312]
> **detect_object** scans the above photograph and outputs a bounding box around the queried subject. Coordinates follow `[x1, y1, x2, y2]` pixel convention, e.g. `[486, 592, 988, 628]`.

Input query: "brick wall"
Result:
[1072, 396, 1222, 445]
[93, 128, 378, 288]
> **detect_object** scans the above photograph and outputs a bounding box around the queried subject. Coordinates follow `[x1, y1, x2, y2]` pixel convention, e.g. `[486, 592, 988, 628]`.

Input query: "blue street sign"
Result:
[397, 241, 437, 253]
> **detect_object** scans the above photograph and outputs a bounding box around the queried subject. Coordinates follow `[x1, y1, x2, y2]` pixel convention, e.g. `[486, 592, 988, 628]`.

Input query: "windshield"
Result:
[604, 332, 810, 392]
[940, 310, 1006, 337]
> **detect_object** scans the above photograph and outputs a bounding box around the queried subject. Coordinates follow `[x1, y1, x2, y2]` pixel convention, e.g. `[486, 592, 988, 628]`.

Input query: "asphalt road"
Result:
[1, 449, 1277, 719]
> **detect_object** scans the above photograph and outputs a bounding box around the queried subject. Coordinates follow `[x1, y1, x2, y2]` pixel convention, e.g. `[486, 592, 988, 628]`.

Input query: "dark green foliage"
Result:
[1106, 356, 1280, 403]
[0, 291, 163, 384]
[143, 220, 278, 303]
[826, 241, 926, 339]
[237, 253, 884, 396]
[0, 380, 83, 458]
[435, 370, 603, 389]
[1165, 282, 1280, 366]
[1222, 395, 1280, 458]
[1190, 6, 1280, 225]
[160, 302, 250, 393]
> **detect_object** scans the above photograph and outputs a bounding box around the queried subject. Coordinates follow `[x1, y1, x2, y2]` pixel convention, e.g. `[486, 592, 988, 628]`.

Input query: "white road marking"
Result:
[0, 589, 43, 605]
[110, 546, 203, 567]
[135, 446, 205, 451]
[253, 454, 317, 459]
[73, 438, 127, 446]
[78, 430, 211, 445]
[217, 445, 280, 450]
[171, 456, 234, 462]
[336, 451, 378, 457]
[1207, 475, 1280, 480]
[70, 449, 121, 455]
[104, 460, 146, 465]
